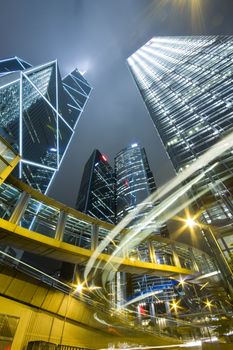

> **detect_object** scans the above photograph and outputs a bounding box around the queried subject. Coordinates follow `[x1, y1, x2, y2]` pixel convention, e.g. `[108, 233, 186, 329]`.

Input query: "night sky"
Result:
[1, 0, 233, 207]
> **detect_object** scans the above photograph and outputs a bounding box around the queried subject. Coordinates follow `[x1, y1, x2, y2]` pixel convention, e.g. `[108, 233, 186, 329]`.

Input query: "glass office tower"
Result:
[115, 144, 155, 221]
[127, 36, 233, 262]
[76, 150, 116, 224]
[115, 144, 171, 313]
[0, 57, 92, 193]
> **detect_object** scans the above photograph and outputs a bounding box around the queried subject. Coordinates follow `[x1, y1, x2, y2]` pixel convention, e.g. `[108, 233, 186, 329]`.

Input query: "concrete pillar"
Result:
[91, 224, 99, 250]
[148, 241, 156, 264]
[55, 211, 67, 241]
[171, 243, 181, 268]
[149, 302, 156, 325]
[165, 300, 171, 316]
[188, 247, 200, 272]
[9, 191, 30, 225]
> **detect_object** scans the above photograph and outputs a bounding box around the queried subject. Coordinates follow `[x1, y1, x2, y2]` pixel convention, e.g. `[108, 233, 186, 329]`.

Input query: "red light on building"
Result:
[101, 154, 108, 162]
[124, 179, 129, 187]
[139, 305, 147, 316]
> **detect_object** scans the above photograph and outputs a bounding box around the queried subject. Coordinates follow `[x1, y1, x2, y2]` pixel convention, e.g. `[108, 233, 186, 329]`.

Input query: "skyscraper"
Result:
[77, 144, 166, 230]
[76, 150, 116, 224]
[115, 143, 169, 235]
[114, 144, 171, 314]
[0, 57, 92, 193]
[115, 143, 157, 226]
[127, 36, 233, 263]
[76, 145, 176, 312]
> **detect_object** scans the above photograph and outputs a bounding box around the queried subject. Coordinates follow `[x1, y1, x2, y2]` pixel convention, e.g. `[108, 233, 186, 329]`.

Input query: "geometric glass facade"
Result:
[76, 145, 164, 228]
[0, 57, 92, 193]
[114, 144, 171, 310]
[62, 69, 92, 128]
[127, 36, 233, 261]
[115, 143, 158, 227]
[76, 150, 116, 224]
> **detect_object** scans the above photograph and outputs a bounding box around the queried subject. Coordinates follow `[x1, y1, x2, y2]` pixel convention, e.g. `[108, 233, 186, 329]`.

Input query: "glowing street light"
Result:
[186, 217, 196, 228]
[171, 301, 178, 311]
[74, 283, 101, 293]
[204, 299, 214, 311]
[75, 283, 83, 293]
[178, 276, 186, 287]
[170, 299, 181, 312]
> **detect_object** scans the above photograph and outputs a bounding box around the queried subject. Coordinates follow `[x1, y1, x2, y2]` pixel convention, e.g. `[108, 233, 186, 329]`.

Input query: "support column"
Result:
[9, 191, 30, 225]
[6, 191, 30, 263]
[165, 300, 171, 316]
[55, 211, 67, 241]
[91, 224, 99, 250]
[150, 302, 156, 325]
[171, 243, 181, 268]
[148, 241, 156, 264]
[188, 247, 200, 272]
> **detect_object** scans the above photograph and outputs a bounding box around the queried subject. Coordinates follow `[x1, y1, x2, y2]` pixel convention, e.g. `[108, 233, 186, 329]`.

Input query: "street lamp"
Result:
[186, 217, 196, 228]
[74, 283, 83, 293]
[178, 277, 186, 288]
[204, 299, 214, 311]
[170, 299, 182, 313]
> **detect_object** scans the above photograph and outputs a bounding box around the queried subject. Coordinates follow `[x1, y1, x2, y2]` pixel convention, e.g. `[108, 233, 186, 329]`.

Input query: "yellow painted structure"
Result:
[0, 148, 216, 348]
[0, 266, 180, 349]
[0, 154, 20, 184]
[0, 216, 195, 277]
[0, 137, 20, 185]
[0, 175, 213, 282]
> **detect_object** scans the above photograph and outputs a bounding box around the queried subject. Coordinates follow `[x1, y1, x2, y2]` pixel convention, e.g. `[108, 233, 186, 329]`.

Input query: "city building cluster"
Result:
[1, 35, 233, 348]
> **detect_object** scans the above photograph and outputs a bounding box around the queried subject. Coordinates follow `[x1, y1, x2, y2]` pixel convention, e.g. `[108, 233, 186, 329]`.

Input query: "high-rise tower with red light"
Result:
[115, 143, 157, 225]
[76, 149, 115, 224]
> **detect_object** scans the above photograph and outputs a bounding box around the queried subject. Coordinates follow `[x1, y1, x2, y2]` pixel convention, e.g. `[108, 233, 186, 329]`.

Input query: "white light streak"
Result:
[120, 290, 162, 308]
[19, 72, 23, 178]
[21, 159, 56, 171]
[101, 164, 217, 286]
[55, 60, 59, 167]
[84, 126, 233, 284]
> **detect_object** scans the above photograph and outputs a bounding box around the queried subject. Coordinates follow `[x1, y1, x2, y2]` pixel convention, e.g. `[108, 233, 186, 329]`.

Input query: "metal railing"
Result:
[26, 341, 93, 350]
[0, 175, 217, 276]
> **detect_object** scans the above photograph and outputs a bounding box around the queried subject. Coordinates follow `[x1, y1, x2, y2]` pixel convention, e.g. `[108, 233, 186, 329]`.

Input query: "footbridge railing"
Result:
[0, 175, 217, 278]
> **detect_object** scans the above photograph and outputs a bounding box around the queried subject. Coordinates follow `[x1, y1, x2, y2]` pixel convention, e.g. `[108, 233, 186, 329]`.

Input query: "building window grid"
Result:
[128, 35, 233, 234]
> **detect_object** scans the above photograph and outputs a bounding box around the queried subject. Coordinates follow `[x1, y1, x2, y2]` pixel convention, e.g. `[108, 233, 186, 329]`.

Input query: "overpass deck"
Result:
[0, 175, 216, 279]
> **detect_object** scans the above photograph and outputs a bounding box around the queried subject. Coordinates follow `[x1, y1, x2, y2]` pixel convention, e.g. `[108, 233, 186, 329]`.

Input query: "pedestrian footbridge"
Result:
[0, 137, 217, 349]
[0, 174, 216, 279]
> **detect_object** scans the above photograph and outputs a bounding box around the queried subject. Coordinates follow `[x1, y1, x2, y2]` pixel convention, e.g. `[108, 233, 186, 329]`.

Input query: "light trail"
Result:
[120, 290, 162, 308]
[84, 129, 233, 286]
[98, 340, 202, 350]
[101, 163, 218, 286]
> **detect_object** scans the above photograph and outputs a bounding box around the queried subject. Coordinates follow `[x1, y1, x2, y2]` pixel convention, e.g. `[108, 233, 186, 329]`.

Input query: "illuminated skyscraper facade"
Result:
[127, 36, 233, 262]
[76, 145, 174, 310]
[0, 57, 91, 193]
[76, 150, 116, 224]
[114, 144, 171, 313]
[115, 143, 157, 225]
